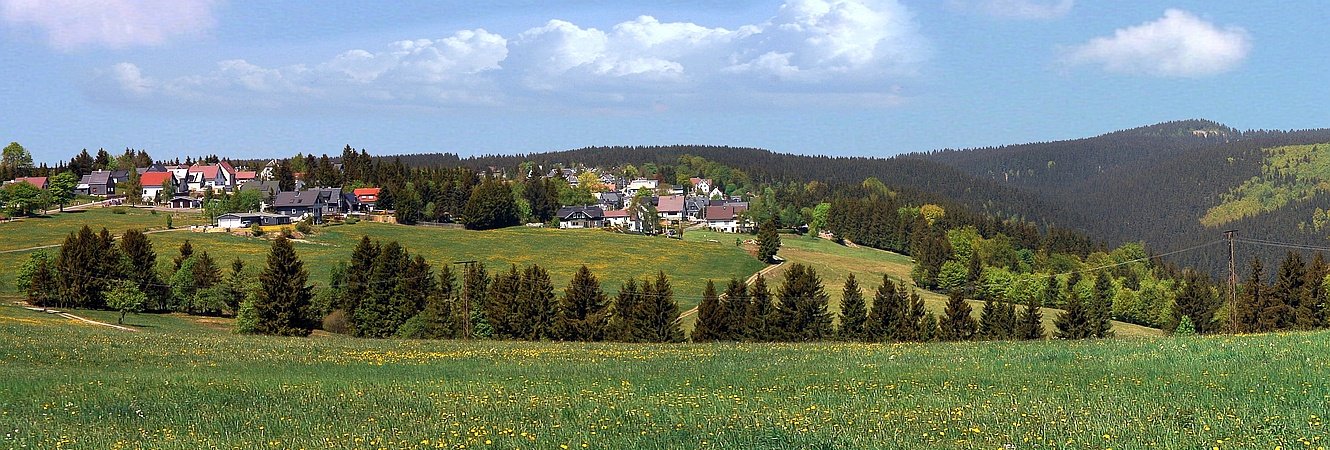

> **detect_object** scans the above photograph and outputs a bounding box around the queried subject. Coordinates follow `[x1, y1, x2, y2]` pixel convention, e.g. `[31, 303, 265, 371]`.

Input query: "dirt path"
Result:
[0, 227, 189, 254]
[678, 260, 785, 320]
[18, 304, 138, 332]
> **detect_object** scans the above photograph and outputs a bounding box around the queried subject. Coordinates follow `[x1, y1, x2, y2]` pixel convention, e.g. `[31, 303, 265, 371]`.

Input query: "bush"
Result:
[281, 227, 293, 238]
[250, 226, 265, 237]
[322, 309, 353, 335]
[233, 297, 258, 334]
[1174, 315, 1196, 337]
[296, 219, 313, 234]
[345, 216, 359, 225]
[110, 207, 127, 214]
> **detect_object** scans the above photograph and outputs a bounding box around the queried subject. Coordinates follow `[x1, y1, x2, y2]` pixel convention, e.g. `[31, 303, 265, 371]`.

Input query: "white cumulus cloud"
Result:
[1065, 9, 1250, 77]
[91, 0, 926, 112]
[1, 0, 218, 50]
[951, 0, 1073, 20]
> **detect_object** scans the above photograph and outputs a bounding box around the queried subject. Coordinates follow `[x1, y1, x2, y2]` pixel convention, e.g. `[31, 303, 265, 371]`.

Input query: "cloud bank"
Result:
[1, 0, 218, 50]
[92, 0, 926, 112]
[1065, 9, 1250, 77]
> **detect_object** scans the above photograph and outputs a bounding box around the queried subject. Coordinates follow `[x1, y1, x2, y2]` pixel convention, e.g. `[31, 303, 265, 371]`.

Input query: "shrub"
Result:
[345, 216, 359, 225]
[296, 219, 313, 234]
[233, 297, 258, 334]
[322, 309, 353, 335]
[250, 226, 265, 237]
[111, 207, 127, 214]
[1174, 315, 1196, 337]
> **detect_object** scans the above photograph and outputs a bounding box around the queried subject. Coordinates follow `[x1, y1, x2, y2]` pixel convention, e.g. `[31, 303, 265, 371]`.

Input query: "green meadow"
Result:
[0, 305, 1322, 449]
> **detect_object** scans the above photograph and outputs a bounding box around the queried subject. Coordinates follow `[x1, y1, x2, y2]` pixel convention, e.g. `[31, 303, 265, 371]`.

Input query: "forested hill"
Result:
[395, 145, 1090, 230]
[912, 120, 1330, 273]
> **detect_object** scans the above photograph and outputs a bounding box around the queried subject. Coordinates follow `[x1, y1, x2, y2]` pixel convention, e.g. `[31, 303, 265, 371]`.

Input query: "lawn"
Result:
[686, 230, 1162, 338]
[0, 304, 1322, 449]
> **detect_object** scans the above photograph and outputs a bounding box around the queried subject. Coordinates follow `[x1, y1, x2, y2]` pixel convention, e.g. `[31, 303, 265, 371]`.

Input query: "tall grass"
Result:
[0, 305, 1322, 449]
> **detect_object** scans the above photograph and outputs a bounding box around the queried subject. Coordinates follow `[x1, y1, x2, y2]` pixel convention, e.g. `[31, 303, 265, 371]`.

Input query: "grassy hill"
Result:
[0, 304, 1318, 448]
[0, 207, 204, 252]
[686, 231, 1161, 337]
[0, 211, 764, 312]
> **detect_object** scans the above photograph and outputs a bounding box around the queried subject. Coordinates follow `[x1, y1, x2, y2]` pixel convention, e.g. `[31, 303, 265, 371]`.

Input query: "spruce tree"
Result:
[1171, 270, 1217, 334]
[775, 263, 833, 341]
[637, 272, 684, 343]
[918, 312, 940, 342]
[977, 298, 1000, 340]
[1274, 251, 1313, 330]
[1017, 296, 1044, 340]
[691, 280, 724, 342]
[173, 239, 194, 272]
[409, 263, 458, 339]
[721, 277, 749, 340]
[486, 264, 521, 339]
[556, 265, 609, 341]
[1054, 290, 1092, 339]
[20, 251, 56, 307]
[757, 218, 781, 263]
[393, 255, 435, 334]
[966, 251, 983, 292]
[1089, 271, 1114, 338]
[515, 264, 557, 340]
[939, 290, 977, 341]
[461, 262, 490, 339]
[865, 276, 897, 341]
[902, 286, 927, 342]
[743, 274, 777, 341]
[1041, 275, 1062, 310]
[1236, 258, 1266, 333]
[339, 236, 379, 316]
[252, 236, 314, 336]
[837, 274, 868, 341]
[224, 257, 248, 315]
[189, 251, 224, 315]
[353, 241, 405, 338]
[1307, 252, 1330, 328]
[118, 228, 165, 310]
[608, 279, 642, 342]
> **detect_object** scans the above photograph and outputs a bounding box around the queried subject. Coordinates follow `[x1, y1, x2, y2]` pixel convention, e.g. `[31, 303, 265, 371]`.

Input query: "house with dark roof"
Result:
[556, 205, 605, 229]
[596, 192, 624, 210]
[656, 195, 686, 221]
[76, 171, 115, 196]
[169, 196, 201, 209]
[136, 163, 167, 175]
[108, 170, 131, 185]
[271, 188, 345, 223]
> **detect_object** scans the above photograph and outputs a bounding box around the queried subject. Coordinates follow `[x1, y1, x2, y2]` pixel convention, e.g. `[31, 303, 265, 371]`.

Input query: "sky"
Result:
[1, 0, 1327, 164]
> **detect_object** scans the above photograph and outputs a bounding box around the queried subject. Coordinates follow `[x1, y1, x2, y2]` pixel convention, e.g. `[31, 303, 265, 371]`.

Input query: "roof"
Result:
[603, 209, 630, 218]
[690, 177, 712, 186]
[10, 177, 47, 188]
[353, 187, 381, 196]
[705, 205, 747, 221]
[139, 172, 175, 187]
[218, 161, 236, 175]
[657, 195, 685, 213]
[556, 205, 605, 220]
[218, 212, 288, 220]
[235, 171, 256, 179]
[188, 164, 219, 179]
[136, 163, 166, 174]
[81, 171, 112, 186]
[273, 190, 333, 208]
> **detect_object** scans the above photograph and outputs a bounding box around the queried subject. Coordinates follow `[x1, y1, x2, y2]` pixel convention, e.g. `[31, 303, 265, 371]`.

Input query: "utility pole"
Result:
[1225, 230, 1238, 333]
[454, 260, 477, 340]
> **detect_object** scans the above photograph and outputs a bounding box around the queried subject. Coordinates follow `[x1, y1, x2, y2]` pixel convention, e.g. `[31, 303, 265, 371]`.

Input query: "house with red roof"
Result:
[353, 188, 380, 210]
[186, 161, 237, 192]
[139, 171, 179, 204]
[656, 195, 686, 221]
[6, 177, 47, 189]
[704, 205, 750, 233]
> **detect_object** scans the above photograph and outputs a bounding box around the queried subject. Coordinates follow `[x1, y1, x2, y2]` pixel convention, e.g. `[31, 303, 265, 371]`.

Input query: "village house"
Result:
[603, 208, 632, 230]
[216, 212, 292, 229]
[656, 195, 686, 222]
[6, 177, 47, 189]
[271, 188, 345, 223]
[556, 205, 605, 229]
[139, 171, 178, 204]
[353, 188, 380, 211]
[76, 171, 115, 196]
[169, 196, 201, 209]
[705, 205, 750, 233]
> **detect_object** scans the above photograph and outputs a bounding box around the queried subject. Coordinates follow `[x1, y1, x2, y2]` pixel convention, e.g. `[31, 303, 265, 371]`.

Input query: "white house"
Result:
[138, 171, 178, 204]
[625, 178, 658, 193]
[705, 205, 749, 233]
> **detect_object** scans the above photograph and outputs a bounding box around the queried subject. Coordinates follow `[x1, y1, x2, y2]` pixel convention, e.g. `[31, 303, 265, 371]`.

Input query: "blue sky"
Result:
[1, 0, 1326, 164]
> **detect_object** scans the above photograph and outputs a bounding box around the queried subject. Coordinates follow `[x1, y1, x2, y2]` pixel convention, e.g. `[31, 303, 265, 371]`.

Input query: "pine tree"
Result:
[637, 272, 684, 343]
[757, 218, 781, 263]
[1041, 275, 1062, 310]
[1236, 258, 1266, 333]
[1054, 290, 1092, 339]
[408, 263, 458, 339]
[173, 240, 194, 272]
[252, 236, 314, 336]
[775, 263, 833, 341]
[720, 278, 749, 340]
[339, 236, 378, 316]
[865, 276, 897, 341]
[353, 241, 404, 338]
[394, 182, 423, 225]
[1171, 269, 1217, 334]
[1017, 296, 1044, 339]
[118, 228, 166, 311]
[486, 264, 522, 339]
[463, 179, 520, 230]
[556, 265, 609, 341]
[743, 274, 777, 342]
[461, 262, 490, 339]
[966, 251, 983, 292]
[1307, 252, 1330, 328]
[1274, 251, 1313, 330]
[918, 312, 940, 342]
[189, 251, 224, 315]
[393, 255, 434, 334]
[691, 280, 724, 342]
[224, 257, 248, 315]
[901, 286, 927, 342]
[977, 298, 1000, 340]
[1089, 271, 1114, 338]
[607, 279, 642, 342]
[18, 251, 56, 307]
[515, 264, 557, 340]
[939, 290, 977, 341]
[837, 274, 868, 340]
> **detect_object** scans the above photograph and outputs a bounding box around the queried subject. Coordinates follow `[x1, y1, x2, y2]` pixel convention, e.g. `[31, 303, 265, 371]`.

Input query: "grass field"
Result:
[686, 231, 1162, 338]
[0, 304, 1322, 449]
[0, 207, 205, 252]
[0, 217, 766, 313]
